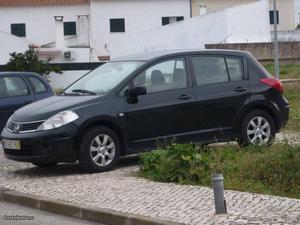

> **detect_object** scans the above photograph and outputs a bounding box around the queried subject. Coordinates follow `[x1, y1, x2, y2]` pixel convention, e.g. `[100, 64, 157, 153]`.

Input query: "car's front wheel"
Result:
[238, 110, 276, 147]
[79, 126, 121, 173]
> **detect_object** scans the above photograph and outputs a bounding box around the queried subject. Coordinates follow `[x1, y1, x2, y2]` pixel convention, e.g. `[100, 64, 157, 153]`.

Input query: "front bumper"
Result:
[1, 123, 79, 164]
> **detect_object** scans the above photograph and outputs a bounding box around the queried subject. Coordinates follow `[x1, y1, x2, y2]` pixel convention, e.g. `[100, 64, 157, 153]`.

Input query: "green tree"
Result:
[6, 47, 62, 81]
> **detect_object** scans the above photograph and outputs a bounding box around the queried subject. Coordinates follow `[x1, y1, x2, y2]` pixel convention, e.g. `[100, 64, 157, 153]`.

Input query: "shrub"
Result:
[140, 143, 300, 198]
[6, 47, 62, 81]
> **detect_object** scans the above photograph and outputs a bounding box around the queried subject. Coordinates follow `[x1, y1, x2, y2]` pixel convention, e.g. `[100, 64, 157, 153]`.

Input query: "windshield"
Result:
[64, 61, 144, 95]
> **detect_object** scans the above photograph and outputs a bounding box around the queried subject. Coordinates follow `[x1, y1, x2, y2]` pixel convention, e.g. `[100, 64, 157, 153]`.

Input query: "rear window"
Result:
[226, 57, 243, 81]
[191, 56, 229, 86]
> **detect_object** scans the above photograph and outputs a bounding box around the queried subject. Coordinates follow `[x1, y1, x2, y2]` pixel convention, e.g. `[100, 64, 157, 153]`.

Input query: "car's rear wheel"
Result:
[238, 110, 276, 147]
[79, 126, 120, 173]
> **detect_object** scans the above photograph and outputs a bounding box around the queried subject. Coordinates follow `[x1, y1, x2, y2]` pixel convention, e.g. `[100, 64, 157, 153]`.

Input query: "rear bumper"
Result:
[1, 123, 79, 164]
[279, 105, 289, 130]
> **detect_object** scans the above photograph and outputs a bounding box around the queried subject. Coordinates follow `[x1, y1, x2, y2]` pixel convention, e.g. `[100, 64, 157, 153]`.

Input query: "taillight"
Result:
[260, 77, 283, 94]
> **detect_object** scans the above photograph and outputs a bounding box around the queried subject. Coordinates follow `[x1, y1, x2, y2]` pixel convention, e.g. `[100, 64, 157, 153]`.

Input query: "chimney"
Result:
[54, 16, 64, 48]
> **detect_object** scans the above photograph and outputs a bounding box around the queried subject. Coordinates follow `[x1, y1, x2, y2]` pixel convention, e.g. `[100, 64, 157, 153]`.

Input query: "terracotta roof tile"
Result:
[0, 0, 89, 7]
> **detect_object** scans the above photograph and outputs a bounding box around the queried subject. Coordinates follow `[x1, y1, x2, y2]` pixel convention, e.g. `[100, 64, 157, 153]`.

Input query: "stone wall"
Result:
[205, 42, 300, 63]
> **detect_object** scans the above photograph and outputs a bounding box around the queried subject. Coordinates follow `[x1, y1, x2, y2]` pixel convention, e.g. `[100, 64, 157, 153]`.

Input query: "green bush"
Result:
[140, 143, 300, 198]
[6, 47, 62, 81]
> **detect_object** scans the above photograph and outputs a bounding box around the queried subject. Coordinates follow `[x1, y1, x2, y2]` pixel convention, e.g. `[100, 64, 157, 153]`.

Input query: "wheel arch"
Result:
[237, 102, 281, 132]
[75, 117, 126, 156]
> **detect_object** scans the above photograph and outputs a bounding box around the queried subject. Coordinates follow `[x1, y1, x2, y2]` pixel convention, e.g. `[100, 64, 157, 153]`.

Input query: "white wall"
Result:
[90, 0, 191, 55]
[49, 70, 89, 89]
[226, 0, 270, 43]
[0, 5, 90, 46]
[108, 0, 271, 59]
[0, 31, 29, 64]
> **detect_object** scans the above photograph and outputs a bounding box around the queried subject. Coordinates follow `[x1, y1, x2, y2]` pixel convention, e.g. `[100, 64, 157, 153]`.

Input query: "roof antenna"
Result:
[214, 33, 233, 49]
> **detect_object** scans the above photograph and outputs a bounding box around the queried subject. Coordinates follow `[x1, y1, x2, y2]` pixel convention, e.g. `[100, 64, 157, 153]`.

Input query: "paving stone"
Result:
[0, 161, 299, 225]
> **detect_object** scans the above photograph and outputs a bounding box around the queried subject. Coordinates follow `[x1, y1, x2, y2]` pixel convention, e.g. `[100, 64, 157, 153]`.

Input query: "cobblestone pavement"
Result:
[0, 136, 300, 225]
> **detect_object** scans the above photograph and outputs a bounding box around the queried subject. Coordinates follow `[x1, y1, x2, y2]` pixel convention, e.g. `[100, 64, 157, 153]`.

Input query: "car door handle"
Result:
[234, 87, 248, 93]
[178, 94, 192, 100]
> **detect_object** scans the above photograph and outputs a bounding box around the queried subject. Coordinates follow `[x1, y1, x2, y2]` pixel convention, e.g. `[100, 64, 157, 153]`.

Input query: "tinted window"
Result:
[110, 19, 125, 32]
[191, 56, 229, 86]
[0, 77, 28, 97]
[64, 22, 77, 35]
[226, 58, 243, 81]
[29, 77, 47, 93]
[133, 58, 187, 93]
[11, 23, 26, 37]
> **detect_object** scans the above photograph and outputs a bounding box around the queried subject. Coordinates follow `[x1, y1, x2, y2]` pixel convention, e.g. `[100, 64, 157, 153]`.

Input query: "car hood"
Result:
[13, 95, 99, 122]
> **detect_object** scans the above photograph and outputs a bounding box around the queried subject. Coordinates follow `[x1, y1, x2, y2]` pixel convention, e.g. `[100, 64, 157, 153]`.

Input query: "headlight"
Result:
[6, 115, 13, 127]
[37, 110, 79, 131]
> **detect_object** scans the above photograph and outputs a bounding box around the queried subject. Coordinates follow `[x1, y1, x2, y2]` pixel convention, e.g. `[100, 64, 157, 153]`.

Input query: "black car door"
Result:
[0, 75, 34, 130]
[189, 55, 249, 137]
[124, 57, 197, 147]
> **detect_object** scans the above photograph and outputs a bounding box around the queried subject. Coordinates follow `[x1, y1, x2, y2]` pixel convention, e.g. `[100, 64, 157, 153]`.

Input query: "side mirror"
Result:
[132, 86, 147, 96]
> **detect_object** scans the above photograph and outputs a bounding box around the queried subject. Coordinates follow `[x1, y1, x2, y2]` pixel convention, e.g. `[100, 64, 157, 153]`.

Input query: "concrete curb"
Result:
[0, 188, 184, 225]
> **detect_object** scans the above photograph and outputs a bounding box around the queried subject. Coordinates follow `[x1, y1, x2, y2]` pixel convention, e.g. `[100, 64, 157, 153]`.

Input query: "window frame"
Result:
[188, 54, 246, 87]
[162, 16, 184, 26]
[63, 21, 77, 36]
[120, 56, 192, 96]
[11, 23, 26, 37]
[110, 18, 125, 33]
[269, 10, 279, 25]
[0, 76, 30, 98]
[27, 76, 48, 94]
[224, 56, 245, 82]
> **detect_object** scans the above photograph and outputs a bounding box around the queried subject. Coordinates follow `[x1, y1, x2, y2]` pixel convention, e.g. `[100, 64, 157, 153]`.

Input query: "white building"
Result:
[0, 0, 272, 64]
[0, 0, 191, 63]
[109, 0, 271, 58]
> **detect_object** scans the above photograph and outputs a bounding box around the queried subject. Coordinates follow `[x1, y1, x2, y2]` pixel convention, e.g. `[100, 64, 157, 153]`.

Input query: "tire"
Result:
[79, 126, 121, 173]
[238, 110, 276, 147]
[32, 162, 57, 167]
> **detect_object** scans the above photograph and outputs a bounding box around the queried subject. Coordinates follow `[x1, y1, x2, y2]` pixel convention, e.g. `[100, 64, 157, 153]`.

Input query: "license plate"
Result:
[2, 139, 21, 150]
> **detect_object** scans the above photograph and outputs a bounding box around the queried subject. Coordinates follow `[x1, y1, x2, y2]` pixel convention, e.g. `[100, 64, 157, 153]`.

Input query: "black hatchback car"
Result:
[1, 50, 289, 172]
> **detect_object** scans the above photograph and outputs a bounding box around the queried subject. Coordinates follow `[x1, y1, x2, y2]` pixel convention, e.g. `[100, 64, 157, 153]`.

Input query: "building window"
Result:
[11, 23, 26, 37]
[64, 22, 77, 35]
[198, 5, 207, 16]
[162, 17, 184, 26]
[269, 10, 279, 25]
[110, 18, 125, 32]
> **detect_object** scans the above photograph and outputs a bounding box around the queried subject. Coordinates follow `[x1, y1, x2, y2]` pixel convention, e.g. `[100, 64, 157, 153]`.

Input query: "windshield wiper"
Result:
[71, 89, 97, 95]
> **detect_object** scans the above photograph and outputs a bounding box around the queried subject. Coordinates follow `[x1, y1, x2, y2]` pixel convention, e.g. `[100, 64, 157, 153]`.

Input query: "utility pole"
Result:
[273, 0, 280, 78]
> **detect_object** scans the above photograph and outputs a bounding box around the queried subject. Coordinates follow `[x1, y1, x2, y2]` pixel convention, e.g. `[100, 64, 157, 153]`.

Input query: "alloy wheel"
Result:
[90, 134, 116, 167]
[247, 116, 271, 145]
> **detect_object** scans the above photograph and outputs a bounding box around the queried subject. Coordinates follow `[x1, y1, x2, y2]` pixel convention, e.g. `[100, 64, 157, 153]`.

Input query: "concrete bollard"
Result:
[212, 173, 227, 214]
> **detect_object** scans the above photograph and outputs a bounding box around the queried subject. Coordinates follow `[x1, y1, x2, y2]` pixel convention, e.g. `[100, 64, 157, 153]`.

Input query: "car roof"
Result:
[112, 49, 251, 62]
[0, 72, 41, 77]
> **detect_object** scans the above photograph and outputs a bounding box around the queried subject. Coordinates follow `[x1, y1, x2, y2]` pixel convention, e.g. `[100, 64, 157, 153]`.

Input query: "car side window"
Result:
[0, 76, 29, 97]
[226, 57, 243, 81]
[191, 56, 229, 86]
[133, 58, 187, 94]
[28, 77, 47, 93]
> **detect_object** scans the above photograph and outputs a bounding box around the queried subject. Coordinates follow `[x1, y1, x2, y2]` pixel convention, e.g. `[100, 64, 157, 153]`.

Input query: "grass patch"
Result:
[284, 83, 300, 132]
[140, 143, 300, 199]
[263, 64, 300, 79]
